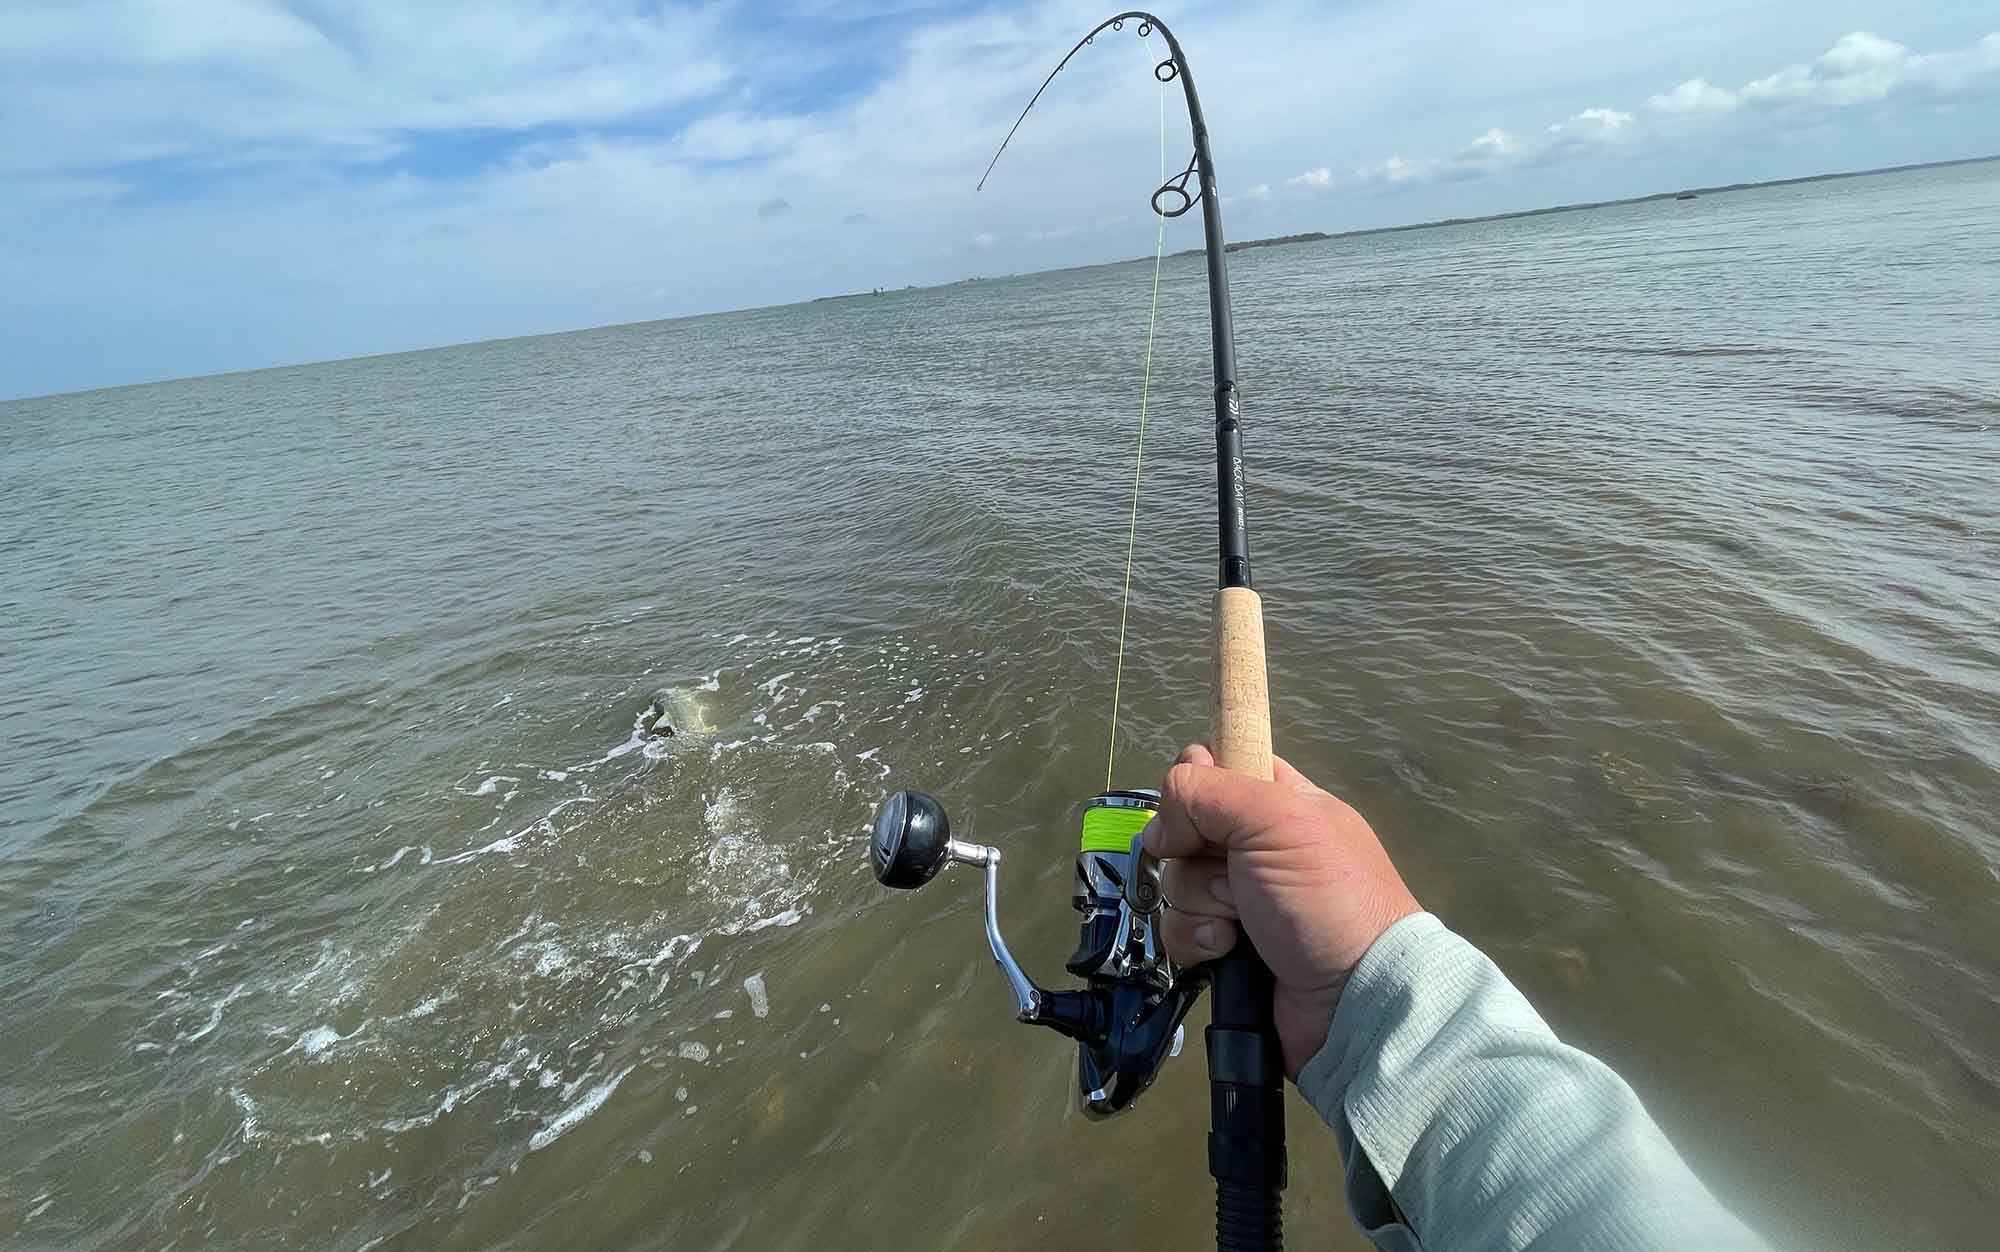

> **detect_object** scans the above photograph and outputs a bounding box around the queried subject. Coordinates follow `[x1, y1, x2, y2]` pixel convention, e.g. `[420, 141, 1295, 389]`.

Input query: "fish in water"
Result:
[639, 688, 714, 739]
[641, 700, 675, 737]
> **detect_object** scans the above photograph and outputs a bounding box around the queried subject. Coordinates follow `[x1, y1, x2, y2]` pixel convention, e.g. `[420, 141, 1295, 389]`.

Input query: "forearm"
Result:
[1297, 913, 1767, 1252]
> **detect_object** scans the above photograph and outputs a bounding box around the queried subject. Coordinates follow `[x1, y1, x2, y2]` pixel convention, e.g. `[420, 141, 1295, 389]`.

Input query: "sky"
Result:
[3, 0, 1996, 400]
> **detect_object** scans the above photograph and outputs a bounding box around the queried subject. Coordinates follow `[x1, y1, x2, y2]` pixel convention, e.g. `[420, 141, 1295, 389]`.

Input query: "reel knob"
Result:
[870, 789, 953, 889]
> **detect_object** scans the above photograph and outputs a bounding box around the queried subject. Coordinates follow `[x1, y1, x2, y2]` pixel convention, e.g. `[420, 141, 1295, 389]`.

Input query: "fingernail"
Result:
[1209, 876, 1233, 909]
[1193, 920, 1220, 953]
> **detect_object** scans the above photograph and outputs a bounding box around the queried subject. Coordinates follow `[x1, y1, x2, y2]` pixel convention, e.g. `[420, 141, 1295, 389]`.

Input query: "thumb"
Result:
[1142, 760, 1281, 859]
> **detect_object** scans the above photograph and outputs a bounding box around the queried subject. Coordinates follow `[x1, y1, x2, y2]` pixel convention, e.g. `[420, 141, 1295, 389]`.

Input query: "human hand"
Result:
[1146, 743, 1422, 1078]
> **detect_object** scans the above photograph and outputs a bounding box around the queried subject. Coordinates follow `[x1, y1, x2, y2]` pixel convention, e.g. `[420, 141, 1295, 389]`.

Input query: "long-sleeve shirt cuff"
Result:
[1295, 912, 1768, 1251]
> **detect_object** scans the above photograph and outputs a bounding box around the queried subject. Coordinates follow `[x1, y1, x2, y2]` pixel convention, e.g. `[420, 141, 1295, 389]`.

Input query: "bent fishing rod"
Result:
[868, 12, 1286, 1251]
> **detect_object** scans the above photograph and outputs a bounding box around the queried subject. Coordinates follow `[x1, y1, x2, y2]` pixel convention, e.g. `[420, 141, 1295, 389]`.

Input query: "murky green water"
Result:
[4, 160, 1997, 1252]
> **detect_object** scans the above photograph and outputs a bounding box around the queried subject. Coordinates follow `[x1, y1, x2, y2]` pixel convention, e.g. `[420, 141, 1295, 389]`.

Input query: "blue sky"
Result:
[3, 0, 1996, 400]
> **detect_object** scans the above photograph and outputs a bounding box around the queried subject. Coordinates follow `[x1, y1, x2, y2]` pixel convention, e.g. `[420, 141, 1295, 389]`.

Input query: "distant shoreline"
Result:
[15, 154, 1994, 401]
[1189, 154, 1998, 260]
[807, 154, 1998, 306]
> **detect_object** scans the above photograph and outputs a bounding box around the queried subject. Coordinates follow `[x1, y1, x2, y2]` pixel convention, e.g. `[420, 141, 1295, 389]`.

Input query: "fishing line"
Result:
[1105, 45, 1169, 792]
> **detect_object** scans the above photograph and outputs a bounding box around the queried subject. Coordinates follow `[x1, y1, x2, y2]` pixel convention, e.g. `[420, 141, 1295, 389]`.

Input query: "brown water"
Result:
[3, 159, 1997, 1252]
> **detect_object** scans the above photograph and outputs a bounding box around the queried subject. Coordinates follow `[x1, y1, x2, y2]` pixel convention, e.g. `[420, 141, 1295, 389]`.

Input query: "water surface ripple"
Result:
[3, 161, 1996, 1251]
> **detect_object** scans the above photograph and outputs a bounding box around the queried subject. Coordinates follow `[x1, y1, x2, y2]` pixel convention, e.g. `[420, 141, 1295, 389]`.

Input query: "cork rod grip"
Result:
[1209, 587, 1274, 782]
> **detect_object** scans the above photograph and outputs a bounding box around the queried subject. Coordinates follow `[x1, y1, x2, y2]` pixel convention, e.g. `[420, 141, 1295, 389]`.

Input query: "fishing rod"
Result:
[868, 12, 1285, 1251]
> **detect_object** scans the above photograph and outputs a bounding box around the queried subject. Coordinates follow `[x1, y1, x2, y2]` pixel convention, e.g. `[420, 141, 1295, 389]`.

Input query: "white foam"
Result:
[676, 1041, 710, 1062]
[232, 1089, 261, 1142]
[703, 790, 741, 834]
[528, 1066, 634, 1151]
[515, 941, 570, 979]
[379, 845, 420, 870]
[474, 775, 519, 796]
[385, 1049, 532, 1135]
[745, 907, 806, 932]
[496, 914, 538, 951]
[432, 831, 524, 866]
[618, 933, 700, 984]
[540, 769, 569, 782]
[180, 983, 246, 1045]
[293, 1022, 366, 1058]
[744, 972, 770, 1019]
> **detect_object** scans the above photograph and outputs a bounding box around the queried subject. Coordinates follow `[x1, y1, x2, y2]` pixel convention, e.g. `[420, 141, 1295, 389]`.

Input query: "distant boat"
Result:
[1676, 191, 1698, 201]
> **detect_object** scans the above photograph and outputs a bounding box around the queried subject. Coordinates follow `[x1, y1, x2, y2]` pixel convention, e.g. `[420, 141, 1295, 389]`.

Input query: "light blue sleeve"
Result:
[1295, 913, 1769, 1252]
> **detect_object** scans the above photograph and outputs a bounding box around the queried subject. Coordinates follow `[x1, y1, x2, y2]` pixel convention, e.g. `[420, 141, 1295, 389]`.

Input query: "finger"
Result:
[1142, 761, 1274, 859]
[1160, 855, 1236, 918]
[1176, 742, 1215, 767]
[1159, 907, 1239, 965]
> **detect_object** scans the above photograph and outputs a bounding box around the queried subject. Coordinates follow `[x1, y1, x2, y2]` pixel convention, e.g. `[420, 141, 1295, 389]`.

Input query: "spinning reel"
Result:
[869, 788, 1206, 1115]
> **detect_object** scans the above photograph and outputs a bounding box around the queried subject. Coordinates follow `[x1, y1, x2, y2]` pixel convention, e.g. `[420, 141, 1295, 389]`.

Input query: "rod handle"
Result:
[1209, 587, 1274, 782]
[1205, 584, 1287, 1249]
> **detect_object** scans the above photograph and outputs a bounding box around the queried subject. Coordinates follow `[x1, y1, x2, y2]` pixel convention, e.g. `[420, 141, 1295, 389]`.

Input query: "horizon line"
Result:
[8, 151, 1994, 406]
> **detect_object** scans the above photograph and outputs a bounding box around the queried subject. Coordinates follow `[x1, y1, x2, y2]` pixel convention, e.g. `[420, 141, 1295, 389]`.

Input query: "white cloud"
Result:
[0, 0, 734, 177]
[1275, 28, 1996, 208]
[1356, 155, 1440, 186]
[1648, 77, 1740, 114]
[1546, 107, 1635, 145]
[1241, 183, 1272, 201]
[672, 114, 810, 165]
[1737, 31, 2000, 108]
[972, 231, 998, 250]
[1461, 128, 1522, 159]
